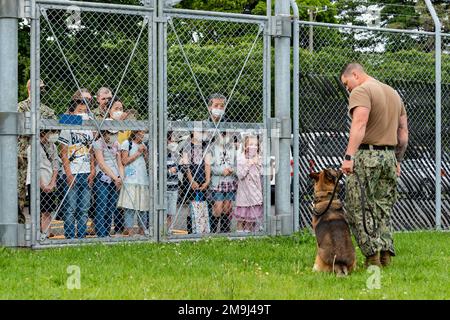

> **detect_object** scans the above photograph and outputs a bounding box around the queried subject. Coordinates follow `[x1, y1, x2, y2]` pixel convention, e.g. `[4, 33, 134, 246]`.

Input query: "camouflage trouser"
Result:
[17, 135, 30, 224]
[345, 149, 397, 257]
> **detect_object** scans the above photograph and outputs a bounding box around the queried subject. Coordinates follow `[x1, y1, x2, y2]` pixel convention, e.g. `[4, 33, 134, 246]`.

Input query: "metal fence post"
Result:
[274, 0, 292, 235]
[157, 0, 166, 241]
[290, 0, 300, 232]
[0, 0, 19, 247]
[425, 0, 442, 230]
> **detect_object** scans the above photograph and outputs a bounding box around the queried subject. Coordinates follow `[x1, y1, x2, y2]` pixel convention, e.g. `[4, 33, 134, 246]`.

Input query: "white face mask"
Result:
[79, 113, 90, 121]
[168, 142, 178, 152]
[211, 108, 224, 118]
[112, 111, 123, 120]
[47, 133, 59, 143]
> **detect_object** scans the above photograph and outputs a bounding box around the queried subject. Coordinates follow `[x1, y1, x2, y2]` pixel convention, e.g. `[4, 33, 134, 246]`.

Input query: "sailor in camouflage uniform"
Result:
[17, 79, 57, 223]
[340, 63, 409, 268]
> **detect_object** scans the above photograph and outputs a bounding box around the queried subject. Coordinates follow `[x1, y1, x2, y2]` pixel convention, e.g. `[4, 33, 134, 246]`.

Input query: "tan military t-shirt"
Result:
[348, 79, 406, 146]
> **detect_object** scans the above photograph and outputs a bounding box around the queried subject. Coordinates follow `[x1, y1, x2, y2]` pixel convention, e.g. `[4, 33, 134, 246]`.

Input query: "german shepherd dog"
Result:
[309, 168, 356, 276]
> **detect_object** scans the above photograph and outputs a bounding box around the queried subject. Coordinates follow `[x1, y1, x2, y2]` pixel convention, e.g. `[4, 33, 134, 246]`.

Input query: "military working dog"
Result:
[309, 168, 356, 276]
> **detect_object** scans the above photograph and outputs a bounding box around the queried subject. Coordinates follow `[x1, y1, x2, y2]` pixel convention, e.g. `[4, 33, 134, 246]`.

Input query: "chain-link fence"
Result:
[30, 1, 154, 245]
[294, 21, 450, 231]
[26, 1, 271, 247]
[163, 12, 270, 239]
[22, 1, 449, 248]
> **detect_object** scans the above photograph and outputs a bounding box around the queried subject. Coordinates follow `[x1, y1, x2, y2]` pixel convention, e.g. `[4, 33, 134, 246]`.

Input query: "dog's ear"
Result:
[325, 169, 336, 182]
[309, 172, 320, 181]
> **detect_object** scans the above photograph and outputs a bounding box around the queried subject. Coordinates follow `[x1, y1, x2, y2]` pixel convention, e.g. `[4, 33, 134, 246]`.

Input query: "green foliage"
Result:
[0, 232, 448, 299]
[18, 21, 31, 101]
[178, 0, 251, 13]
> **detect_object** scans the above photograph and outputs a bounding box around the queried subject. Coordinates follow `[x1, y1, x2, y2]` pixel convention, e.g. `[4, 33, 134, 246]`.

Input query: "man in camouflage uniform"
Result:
[17, 79, 57, 223]
[340, 63, 409, 267]
[92, 87, 112, 120]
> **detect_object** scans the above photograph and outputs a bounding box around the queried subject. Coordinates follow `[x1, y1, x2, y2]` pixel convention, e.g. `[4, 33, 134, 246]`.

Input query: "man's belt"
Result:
[360, 144, 394, 151]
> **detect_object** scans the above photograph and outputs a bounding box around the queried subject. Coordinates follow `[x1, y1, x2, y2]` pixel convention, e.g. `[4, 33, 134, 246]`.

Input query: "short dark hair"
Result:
[68, 99, 85, 113]
[340, 62, 364, 79]
[207, 93, 227, 107]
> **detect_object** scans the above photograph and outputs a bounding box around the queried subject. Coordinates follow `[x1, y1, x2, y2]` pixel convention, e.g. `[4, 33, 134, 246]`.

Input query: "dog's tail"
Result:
[332, 255, 349, 277]
[332, 255, 337, 273]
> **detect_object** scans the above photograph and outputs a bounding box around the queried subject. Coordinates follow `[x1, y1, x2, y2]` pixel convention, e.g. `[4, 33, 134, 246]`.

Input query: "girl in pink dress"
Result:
[234, 134, 263, 232]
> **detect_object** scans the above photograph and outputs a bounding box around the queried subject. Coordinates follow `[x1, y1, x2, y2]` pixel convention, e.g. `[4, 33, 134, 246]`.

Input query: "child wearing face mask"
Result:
[92, 129, 124, 237]
[117, 130, 150, 236]
[182, 129, 211, 234]
[26, 130, 60, 238]
[58, 100, 95, 239]
[209, 131, 237, 233]
[166, 131, 179, 232]
[234, 134, 263, 233]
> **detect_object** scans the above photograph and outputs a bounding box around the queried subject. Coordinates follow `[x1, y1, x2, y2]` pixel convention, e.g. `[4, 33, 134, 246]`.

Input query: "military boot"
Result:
[364, 252, 381, 268]
[380, 251, 392, 267]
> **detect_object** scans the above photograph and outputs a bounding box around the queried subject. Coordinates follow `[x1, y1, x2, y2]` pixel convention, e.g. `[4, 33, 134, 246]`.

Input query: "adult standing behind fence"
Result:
[92, 87, 113, 120]
[340, 62, 409, 268]
[17, 79, 56, 224]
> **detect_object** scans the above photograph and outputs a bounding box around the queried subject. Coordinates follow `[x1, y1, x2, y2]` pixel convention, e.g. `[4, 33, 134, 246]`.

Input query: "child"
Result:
[58, 100, 95, 239]
[26, 130, 60, 237]
[234, 134, 263, 233]
[209, 131, 237, 233]
[92, 129, 124, 237]
[182, 129, 211, 234]
[117, 130, 150, 236]
[166, 131, 179, 232]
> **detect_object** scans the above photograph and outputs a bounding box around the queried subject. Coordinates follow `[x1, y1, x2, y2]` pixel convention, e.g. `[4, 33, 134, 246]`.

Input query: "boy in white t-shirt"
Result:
[58, 100, 95, 239]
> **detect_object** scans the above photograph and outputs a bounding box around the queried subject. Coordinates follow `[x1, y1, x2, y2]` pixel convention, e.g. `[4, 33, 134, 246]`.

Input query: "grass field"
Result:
[0, 231, 448, 300]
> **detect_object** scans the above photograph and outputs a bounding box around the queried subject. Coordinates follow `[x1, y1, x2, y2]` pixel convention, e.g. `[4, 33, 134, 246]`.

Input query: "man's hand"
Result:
[341, 159, 354, 175]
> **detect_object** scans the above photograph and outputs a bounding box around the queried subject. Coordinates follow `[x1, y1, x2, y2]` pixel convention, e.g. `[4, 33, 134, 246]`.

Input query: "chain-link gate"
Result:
[30, 1, 155, 246]
[162, 11, 271, 239]
[293, 21, 450, 231]
[27, 1, 271, 247]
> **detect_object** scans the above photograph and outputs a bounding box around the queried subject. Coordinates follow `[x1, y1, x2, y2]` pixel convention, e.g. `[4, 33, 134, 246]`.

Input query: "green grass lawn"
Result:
[0, 231, 449, 299]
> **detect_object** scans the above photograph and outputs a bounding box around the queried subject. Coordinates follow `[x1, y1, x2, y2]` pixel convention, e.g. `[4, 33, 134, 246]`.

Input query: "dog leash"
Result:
[353, 171, 379, 237]
[312, 171, 343, 217]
